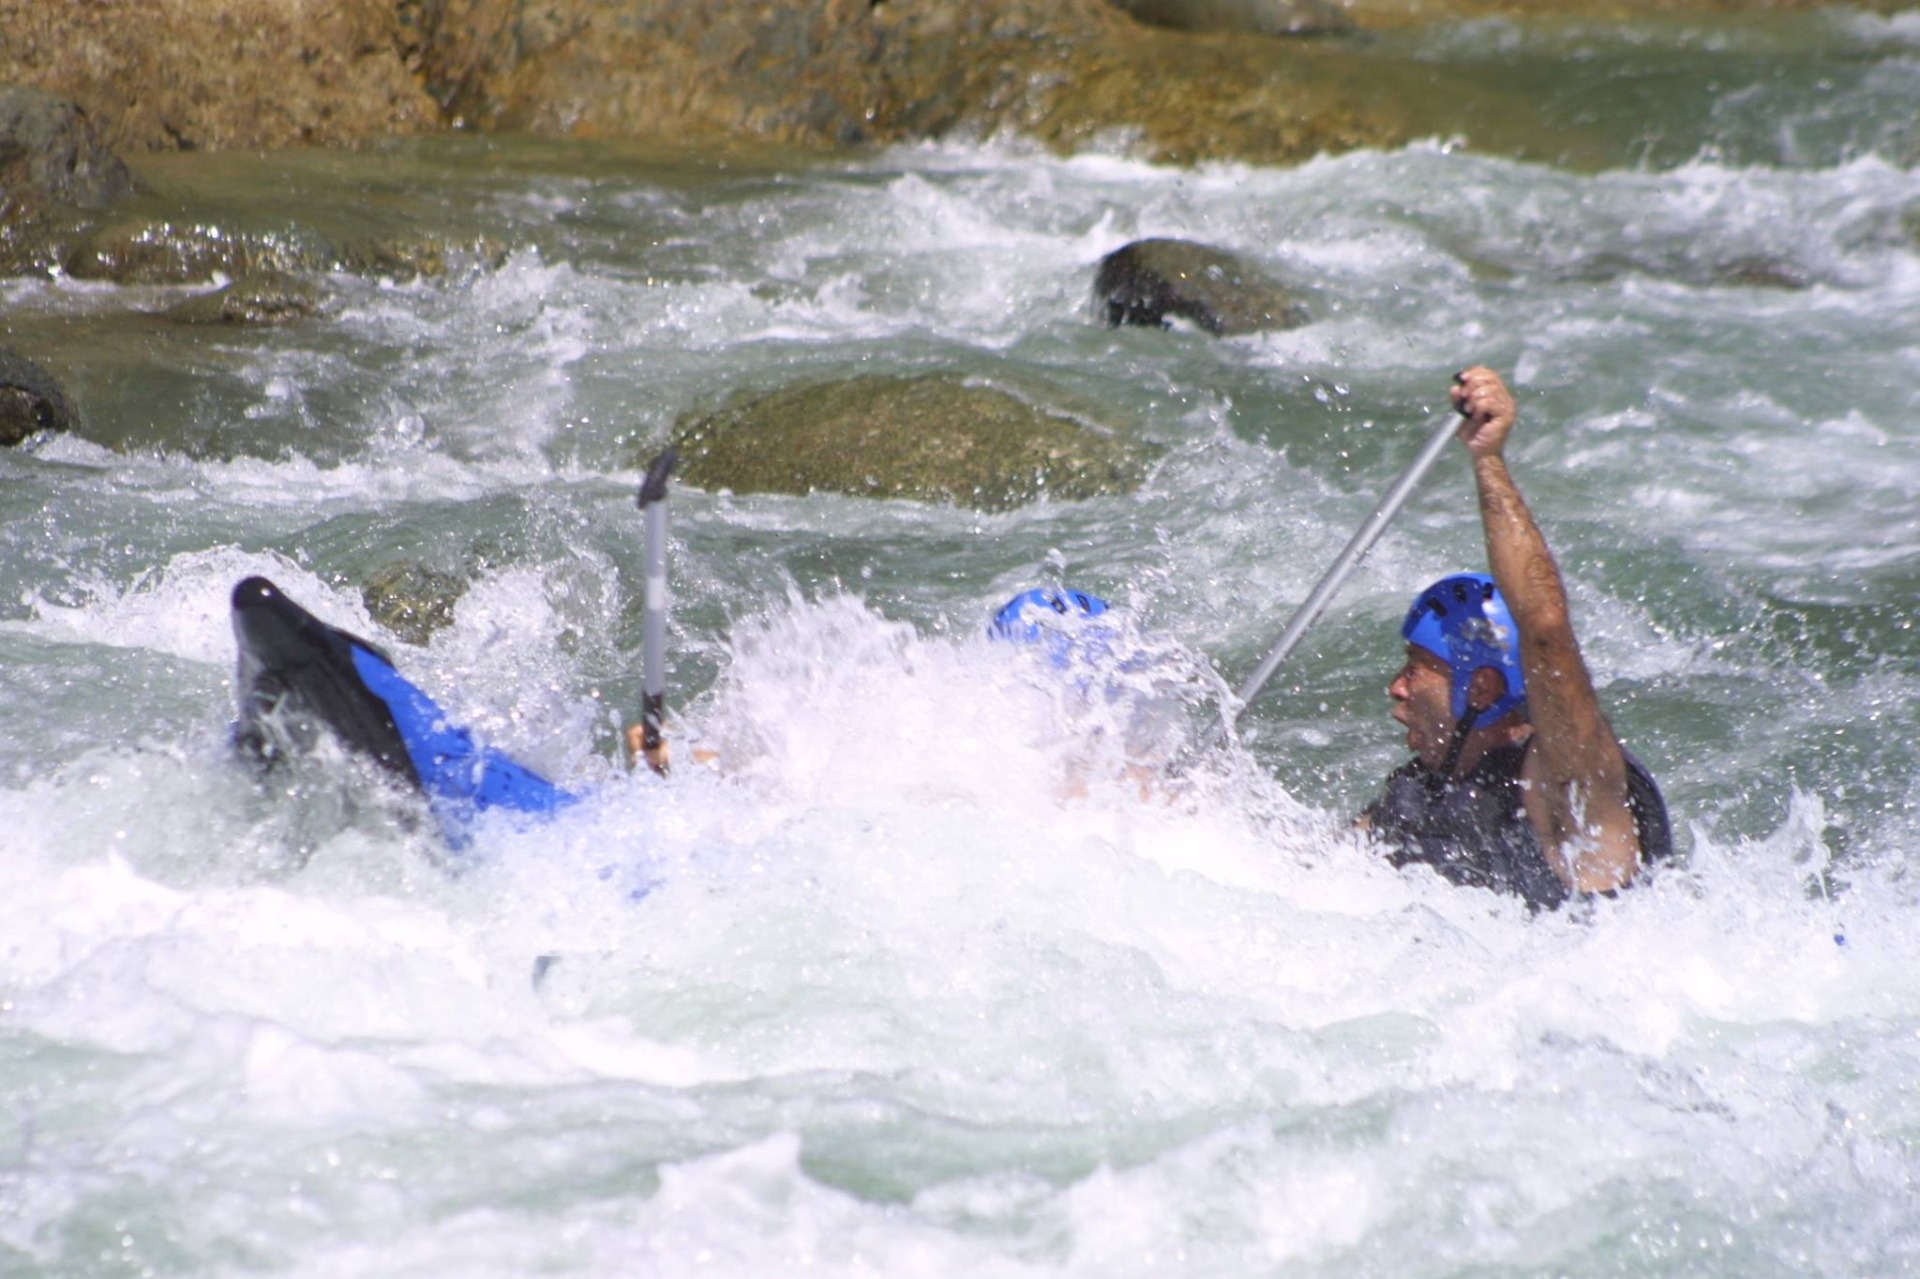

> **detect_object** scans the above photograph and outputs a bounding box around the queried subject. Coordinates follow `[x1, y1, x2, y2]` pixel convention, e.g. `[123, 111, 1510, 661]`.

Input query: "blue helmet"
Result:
[989, 588, 1113, 672]
[1401, 573, 1527, 728]
[989, 587, 1109, 642]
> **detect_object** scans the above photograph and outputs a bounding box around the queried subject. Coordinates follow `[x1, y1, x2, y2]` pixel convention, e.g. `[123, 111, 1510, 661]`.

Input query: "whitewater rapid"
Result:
[6, 12, 1920, 1271]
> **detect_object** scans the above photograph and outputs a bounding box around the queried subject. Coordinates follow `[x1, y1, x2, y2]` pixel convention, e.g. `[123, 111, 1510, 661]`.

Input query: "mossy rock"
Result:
[362, 561, 467, 646]
[338, 232, 512, 282]
[0, 87, 136, 211]
[51, 209, 503, 287]
[1095, 238, 1309, 335]
[63, 216, 331, 285]
[0, 346, 79, 445]
[165, 270, 324, 325]
[669, 373, 1160, 512]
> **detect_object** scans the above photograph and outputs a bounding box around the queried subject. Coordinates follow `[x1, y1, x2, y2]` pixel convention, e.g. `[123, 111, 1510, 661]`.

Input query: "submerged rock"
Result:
[165, 270, 325, 326]
[362, 562, 468, 647]
[338, 233, 511, 282]
[1538, 248, 1814, 291]
[23, 204, 507, 288]
[0, 347, 79, 446]
[1703, 256, 1813, 291]
[1108, 0, 1355, 36]
[62, 216, 330, 286]
[670, 374, 1159, 511]
[1094, 238, 1309, 335]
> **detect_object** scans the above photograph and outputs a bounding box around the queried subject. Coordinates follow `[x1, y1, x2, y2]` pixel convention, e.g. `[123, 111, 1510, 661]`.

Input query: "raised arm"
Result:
[1450, 367, 1641, 893]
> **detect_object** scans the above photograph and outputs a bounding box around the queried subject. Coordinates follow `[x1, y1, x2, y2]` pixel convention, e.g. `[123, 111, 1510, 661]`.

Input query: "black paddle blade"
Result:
[637, 446, 678, 509]
[641, 690, 666, 753]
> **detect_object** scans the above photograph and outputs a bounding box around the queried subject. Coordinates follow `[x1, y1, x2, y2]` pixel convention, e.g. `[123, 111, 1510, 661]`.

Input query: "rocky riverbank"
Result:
[4, 0, 1914, 495]
[4, 0, 1911, 162]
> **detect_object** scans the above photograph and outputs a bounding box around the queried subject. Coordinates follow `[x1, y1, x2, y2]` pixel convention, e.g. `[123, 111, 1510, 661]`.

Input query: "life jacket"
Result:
[1363, 738, 1672, 911]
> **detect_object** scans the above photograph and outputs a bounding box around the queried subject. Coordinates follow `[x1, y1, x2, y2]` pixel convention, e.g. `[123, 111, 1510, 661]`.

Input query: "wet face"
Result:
[1388, 645, 1456, 769]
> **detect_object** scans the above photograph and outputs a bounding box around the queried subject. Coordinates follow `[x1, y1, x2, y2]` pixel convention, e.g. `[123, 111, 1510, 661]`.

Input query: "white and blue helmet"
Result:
[988, 588, 1114, 671]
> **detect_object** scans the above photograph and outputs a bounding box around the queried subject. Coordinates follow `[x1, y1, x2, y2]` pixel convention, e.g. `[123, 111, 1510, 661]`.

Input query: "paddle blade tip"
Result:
[638, 446, 679, 508]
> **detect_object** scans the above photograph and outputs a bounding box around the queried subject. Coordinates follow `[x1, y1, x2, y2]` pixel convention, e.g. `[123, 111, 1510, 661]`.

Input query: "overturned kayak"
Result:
[230, 576, 575, 833]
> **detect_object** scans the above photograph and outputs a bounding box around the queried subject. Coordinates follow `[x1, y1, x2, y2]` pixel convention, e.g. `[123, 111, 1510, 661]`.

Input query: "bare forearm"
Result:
[1474, 450, 1603, 746]
[1458, 378, 1638, 892]
[1474, 453, 1571, 642]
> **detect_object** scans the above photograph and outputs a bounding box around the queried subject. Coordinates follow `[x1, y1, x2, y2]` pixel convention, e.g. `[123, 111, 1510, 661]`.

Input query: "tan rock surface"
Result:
[396, 0, 1578, 165]
[0, 0, 437, 153]
[670, 373, 1160, 511]
[0, 0, 1913, 165]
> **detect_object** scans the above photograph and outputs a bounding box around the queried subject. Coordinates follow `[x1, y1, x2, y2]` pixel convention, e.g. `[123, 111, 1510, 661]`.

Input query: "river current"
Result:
[4, 11, 1920, 1277]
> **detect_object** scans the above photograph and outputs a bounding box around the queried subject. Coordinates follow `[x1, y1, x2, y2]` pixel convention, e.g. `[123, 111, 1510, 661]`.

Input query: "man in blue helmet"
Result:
[988, 587, 1113, 662]
[1360, 367, 1671, 910]
[988, 586, 1200, 800]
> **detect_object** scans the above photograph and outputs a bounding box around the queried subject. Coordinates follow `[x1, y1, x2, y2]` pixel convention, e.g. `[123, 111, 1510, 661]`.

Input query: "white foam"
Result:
[8, 112, 1920, 1275]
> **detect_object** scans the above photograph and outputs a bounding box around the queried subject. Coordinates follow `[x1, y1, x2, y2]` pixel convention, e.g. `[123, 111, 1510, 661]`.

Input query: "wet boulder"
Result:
[0, 86, 138, 279]
[62, 215, 331, 286]
[339, 233, 512, 283]
[0, 347, 80, 446]
[670, 373, 1159, 512]
[51, 209, 504, 288]
[1108, 0, 1355, 37]
[0, 86, 137, 211]
[1094, 238, 1309, 336]
[166, 270, 325, 326]
[362, 562, 467, 647]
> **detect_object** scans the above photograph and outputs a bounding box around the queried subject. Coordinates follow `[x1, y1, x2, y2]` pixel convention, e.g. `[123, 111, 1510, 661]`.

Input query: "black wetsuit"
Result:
[1364, 738, 1672, 911]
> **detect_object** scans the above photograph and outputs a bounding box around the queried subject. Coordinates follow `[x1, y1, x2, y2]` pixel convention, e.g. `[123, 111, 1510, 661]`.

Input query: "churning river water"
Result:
[4, 11, 1920, 1277]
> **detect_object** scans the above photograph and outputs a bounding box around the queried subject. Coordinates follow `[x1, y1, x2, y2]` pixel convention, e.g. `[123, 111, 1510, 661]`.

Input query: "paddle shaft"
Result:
[1222, 412, 1460, 734]
[642, 496, 668, 751]
[636, 448, 678, 765]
